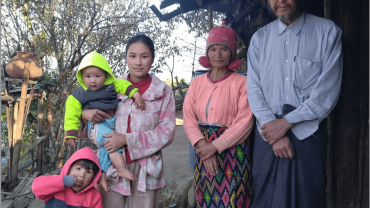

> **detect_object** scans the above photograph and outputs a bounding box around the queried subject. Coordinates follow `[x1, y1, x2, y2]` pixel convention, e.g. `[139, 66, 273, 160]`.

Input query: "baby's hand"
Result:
[133, 91, 145, 110]
[67, 138, 77, 147]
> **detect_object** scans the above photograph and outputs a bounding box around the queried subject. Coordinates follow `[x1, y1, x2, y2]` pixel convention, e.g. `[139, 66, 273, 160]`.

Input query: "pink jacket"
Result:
[183, 72, 254, 153]
[32, 148, 103, 208]
[105, 74, 175, 195]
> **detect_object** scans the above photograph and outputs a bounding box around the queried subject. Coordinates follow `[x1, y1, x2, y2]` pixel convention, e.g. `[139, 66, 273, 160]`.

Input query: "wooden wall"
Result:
[325, 0, 369, 207]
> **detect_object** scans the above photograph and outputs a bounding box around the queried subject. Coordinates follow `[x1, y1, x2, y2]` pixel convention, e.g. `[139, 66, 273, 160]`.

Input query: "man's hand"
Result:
[272, 136, 295, 159]
[261, 118, 294, 145]
[196, 143, 218, 161]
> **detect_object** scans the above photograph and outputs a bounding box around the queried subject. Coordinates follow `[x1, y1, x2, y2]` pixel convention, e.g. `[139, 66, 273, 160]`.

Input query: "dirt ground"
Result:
[27, 109, 193, 208]
[158, 110, 194, 208]
[162, 110, 192, 184]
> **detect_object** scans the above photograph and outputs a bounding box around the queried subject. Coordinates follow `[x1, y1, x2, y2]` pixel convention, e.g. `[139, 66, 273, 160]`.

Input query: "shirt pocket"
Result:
[293, 56, 322, 90]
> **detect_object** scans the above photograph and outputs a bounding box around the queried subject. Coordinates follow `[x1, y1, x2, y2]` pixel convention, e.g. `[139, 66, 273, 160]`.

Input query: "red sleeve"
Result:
[32, 175, 65, 202]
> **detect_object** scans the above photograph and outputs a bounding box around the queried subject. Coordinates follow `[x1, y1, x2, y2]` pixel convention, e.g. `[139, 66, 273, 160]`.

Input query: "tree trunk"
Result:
[208, 5, 213, 31]
[325, 0, 369, 207]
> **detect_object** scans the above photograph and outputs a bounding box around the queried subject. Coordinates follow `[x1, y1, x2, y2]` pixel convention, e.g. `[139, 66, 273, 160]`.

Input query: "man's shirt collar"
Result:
[277, 12, 306, 35]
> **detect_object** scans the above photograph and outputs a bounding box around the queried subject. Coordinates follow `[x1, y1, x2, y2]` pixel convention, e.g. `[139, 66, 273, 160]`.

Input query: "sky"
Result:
[148, 0, 208, 83]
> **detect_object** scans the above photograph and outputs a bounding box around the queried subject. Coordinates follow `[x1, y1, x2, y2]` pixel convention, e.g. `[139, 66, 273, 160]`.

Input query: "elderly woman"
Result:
[183, 26, 254, 208]
[81, 34, 176, 208]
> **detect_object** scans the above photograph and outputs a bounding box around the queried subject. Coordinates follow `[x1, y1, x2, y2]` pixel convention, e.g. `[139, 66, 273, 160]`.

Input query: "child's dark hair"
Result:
[72, 159, 99, 176]
[125, 34, 155, 60]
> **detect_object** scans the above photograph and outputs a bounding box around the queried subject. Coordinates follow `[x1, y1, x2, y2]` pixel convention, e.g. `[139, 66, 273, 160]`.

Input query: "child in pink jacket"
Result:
[32, 147, 103, 208]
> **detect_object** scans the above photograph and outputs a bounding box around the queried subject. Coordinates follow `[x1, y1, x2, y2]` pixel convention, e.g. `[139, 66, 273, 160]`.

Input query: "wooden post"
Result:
[10, 69, 30, 188]
[30, 149, 34, 173]
[36, 95, 44, 174]
[5, 103, 14, 179]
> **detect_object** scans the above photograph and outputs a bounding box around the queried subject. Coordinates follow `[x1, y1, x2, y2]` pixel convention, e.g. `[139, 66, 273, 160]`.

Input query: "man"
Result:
[246, 0, 342, 207]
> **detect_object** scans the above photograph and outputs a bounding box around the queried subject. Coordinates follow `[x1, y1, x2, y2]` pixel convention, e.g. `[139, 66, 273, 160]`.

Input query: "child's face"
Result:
[82, 66, 106, 91]
[68, 162, 95, 193]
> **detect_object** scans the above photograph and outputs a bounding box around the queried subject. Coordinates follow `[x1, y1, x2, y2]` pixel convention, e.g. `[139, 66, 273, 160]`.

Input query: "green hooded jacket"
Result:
[64, 52, 138, 139]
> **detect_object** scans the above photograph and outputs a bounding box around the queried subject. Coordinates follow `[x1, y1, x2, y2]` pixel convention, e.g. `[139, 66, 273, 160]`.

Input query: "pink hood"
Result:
[60, 147, 101, 194]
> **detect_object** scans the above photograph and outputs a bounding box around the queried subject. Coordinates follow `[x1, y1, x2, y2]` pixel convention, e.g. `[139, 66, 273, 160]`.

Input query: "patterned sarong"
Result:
[194, 123, 253, 208]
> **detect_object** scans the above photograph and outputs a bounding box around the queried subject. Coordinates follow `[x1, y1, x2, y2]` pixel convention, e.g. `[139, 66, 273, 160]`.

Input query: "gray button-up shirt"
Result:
[247, 12, 343, 140]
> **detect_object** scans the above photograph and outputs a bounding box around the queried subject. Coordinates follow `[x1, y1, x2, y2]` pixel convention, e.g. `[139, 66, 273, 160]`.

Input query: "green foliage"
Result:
[35, 73, 57, 93]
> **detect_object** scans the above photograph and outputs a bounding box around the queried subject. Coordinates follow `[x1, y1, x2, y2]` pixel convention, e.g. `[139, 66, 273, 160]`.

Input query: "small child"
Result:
[64, 52, 144, 192]
[32, 147, 103, 208]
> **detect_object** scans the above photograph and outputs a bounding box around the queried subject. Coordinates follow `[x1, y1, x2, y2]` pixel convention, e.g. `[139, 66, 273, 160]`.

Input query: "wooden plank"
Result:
[4, 77, 37, 84]
[19, 172, 38, 195]
[18, 159, 35, 172]
[172, 86, 182, 90]
[14, 195, 30, 208]
[1, 200, 15, 208]
[9, 172, 30, 198]
[2, 96, 14, 102]
[1, 93, 42, 103]
[26, 198, 44, 208]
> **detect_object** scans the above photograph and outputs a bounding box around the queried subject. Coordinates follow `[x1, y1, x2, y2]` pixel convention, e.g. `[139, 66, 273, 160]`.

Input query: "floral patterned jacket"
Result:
[105, 74, 175, 196]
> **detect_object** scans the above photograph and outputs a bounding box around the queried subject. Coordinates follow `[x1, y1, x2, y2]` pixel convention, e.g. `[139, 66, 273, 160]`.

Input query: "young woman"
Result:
[183, 26, 254, 208]
[81, 35, 176, 208]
